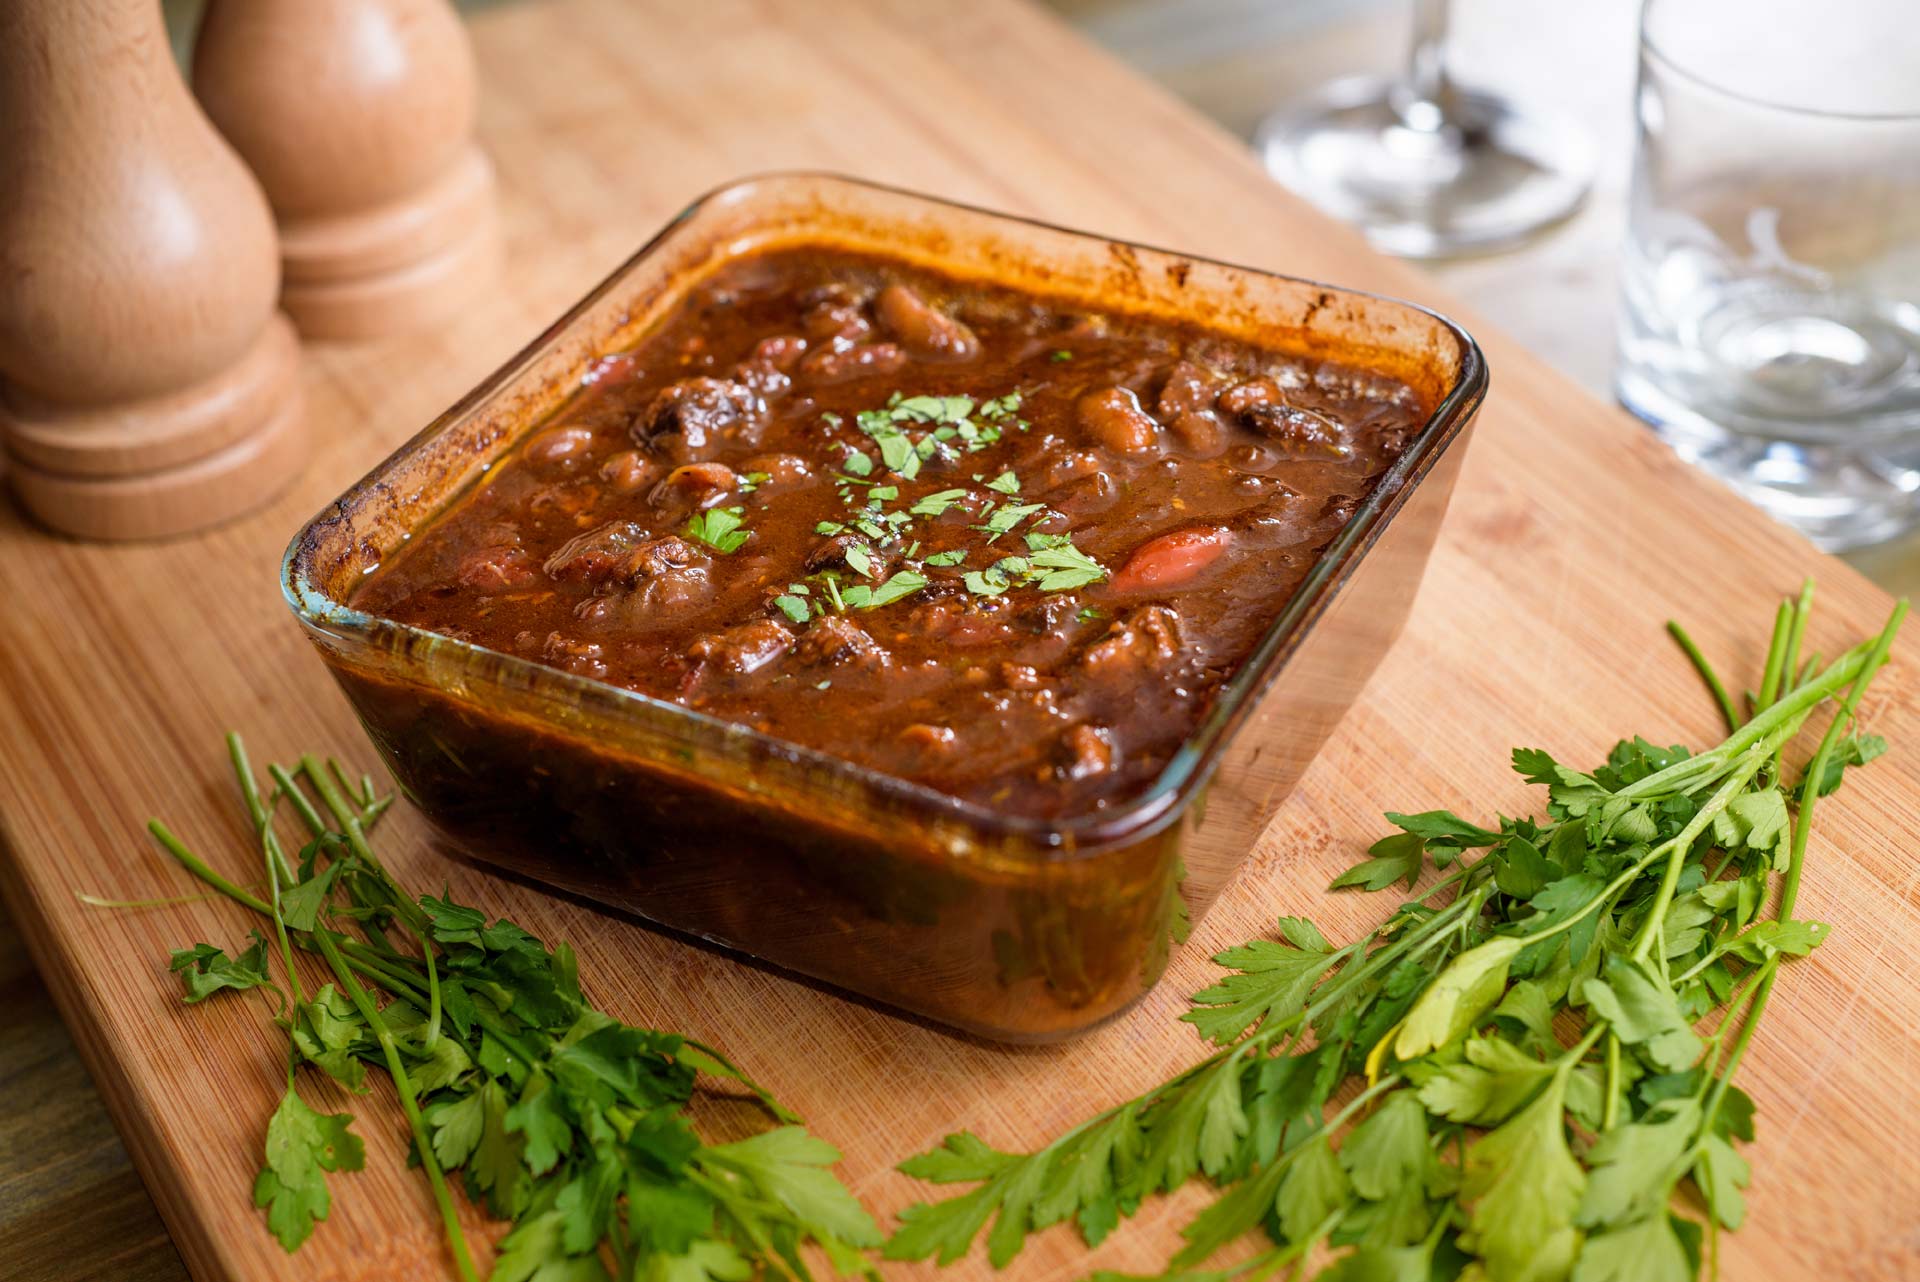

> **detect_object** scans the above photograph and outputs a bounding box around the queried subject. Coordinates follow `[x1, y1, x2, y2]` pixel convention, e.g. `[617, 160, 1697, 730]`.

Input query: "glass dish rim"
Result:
[282, 170, 1487, 855]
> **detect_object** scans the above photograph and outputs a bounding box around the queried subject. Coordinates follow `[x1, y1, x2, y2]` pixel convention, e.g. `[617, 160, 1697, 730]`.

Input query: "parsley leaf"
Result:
[253, 1084, 364, 1252]
[170, 932, 273, 1003]
[685, 506, 749, 554]
[863, 571, 928, 609]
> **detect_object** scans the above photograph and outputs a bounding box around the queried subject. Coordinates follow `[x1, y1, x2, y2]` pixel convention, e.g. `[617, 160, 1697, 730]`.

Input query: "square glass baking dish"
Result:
[284, 173, 1486, 1043]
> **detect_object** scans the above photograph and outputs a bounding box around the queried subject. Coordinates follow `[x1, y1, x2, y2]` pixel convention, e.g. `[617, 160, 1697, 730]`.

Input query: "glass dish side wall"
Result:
[1176, 415, 1476, 912]
[315, 644, 1186, 1042]
[285, 174, 1484, 1041]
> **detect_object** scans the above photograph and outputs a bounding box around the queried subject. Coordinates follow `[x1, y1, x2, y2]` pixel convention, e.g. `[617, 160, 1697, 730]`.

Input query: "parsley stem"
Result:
[148, 819, 273, 915]
[1667, 620, 1740, 734]
[1755, 599, 1794, 713]
[267, 762, 327, 839]
[299, 756, 432, 937]
[227, 737, 306, 1008]
[230, 737, 297, 887]
[1773, 581, 1817, 774]
[1601, 1033, 1622, 1131]
[1613, 640, 1872, 804]
[312, 928, 480, 1282]
[1699, 599, 1906, 1139]
[1628, 738, 1775, 964]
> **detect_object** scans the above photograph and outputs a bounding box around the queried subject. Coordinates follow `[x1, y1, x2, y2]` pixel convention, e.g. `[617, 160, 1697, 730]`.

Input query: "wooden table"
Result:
[3, 1, 1918, 1279]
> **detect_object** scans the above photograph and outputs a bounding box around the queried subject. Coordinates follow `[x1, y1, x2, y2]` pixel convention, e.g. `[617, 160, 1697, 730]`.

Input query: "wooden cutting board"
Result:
[2, 1, 1916, 1279]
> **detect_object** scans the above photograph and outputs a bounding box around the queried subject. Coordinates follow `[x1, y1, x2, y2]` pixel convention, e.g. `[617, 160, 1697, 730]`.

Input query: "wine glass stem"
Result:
[1397, 0, 1455, 133]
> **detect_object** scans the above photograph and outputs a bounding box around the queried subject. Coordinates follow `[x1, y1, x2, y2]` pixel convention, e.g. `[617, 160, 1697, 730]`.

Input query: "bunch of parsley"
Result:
[885, 583, 1904, 1282]
[151, 737, 880, 1282]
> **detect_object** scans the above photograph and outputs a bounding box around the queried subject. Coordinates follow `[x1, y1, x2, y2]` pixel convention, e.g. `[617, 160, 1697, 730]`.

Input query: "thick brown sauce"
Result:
[352, 248, 1427, 819]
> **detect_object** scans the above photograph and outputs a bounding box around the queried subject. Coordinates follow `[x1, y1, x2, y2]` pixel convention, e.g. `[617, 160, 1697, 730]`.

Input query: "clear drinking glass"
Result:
[1616, 0, 1920, 550]
[1257, 0, 1593, 259]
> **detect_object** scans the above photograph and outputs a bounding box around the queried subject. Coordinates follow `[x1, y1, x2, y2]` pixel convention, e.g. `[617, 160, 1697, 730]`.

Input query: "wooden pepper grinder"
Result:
[192, 0, 501, 340]
[0, 0, 307, 541]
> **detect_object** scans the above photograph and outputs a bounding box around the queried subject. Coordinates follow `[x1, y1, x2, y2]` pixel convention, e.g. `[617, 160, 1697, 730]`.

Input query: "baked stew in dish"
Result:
[287, 174, 1484, 1041]
[354, 249, 1429, 821]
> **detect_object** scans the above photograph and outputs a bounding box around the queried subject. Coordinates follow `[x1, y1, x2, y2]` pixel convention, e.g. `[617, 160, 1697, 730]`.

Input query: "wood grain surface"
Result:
[3, 1, 1918, 1280]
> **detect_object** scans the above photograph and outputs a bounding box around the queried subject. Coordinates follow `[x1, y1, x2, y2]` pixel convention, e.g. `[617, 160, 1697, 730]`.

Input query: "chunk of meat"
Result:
[1044, 468, 1119, 516]
[1217, 377, 1284, 418]
[1059, 724, 1114, 779]
[749, 335, 808, 370]
[455, 544, 536, 591]
[546, 524, 712, 606]
[739, 452, 811, 489]
[1076, 387, 1160, 455]
[1156, 361, 1230, 456]
[792, 615, 890, 672]
[1041, 448, 1109, 491]
[1244, 405, 1348, 456]
[1218, 378, 1348, 456]
[570, 535, 713, 621]
[800, 286, 872, 342]
[1078, 606, 1182, 677]
[1158, 361, 1224, 419]
[874, 284, 980, 361]
[540, 632, 606, 679]
[686, 618, 794, 675]
[734, 335, 807, 398]
[1110, 526, 1232, 594]
[598, 450, 656, 494]
[798, 339, 907, 384]
[903, 592, 1020, 648]
[653, 462, 739, 506]
[544, 521, 655, 584]
[633, 378, 762, 463]
[523, 425, 596, 469]
[899, 722, 956, 751]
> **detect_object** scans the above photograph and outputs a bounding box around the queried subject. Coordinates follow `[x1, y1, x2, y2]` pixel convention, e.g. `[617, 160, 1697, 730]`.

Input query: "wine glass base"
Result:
[1257, 75, 1594, 260]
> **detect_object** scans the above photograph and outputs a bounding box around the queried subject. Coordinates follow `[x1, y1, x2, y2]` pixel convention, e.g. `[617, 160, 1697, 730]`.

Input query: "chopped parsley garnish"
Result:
[1049, 349, 1073, 362]
[736, 470, 771, 493]
[925, 548, 967, 567]
[911, 488, 969, 518]
[1077, 605, 1104, 622]
[843, 544, 878, 579]
[984, 470, 1021, 495]
[816, 520, 846, 536]
[978, 502, 1047, 539]
[842, 448, 874, 477]
[1028, 538, 1107, 590]
[868, 484, 899, 501]
[945, 534, 1107, 596]
[863, 570, 928, 608]
[962, 568, 1011, 597]
[773, 595, 811, 624]
[685, 505, 749, 554]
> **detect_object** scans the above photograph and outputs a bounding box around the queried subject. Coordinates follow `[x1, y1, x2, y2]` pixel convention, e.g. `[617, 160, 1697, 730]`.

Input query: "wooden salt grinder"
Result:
[0, 0, 307, 541]
[193, 0, 502, 341]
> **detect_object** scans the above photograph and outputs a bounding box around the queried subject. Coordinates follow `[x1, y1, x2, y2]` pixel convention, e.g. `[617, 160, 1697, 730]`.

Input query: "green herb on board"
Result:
[137, 738, 879, 1280]
[886, 581, 1904, 1282]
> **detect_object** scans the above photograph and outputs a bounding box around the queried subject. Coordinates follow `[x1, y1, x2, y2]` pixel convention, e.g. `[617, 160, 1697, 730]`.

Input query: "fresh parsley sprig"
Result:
[886, 582, 1905, 1282]
[141, 738, 879, 1282]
